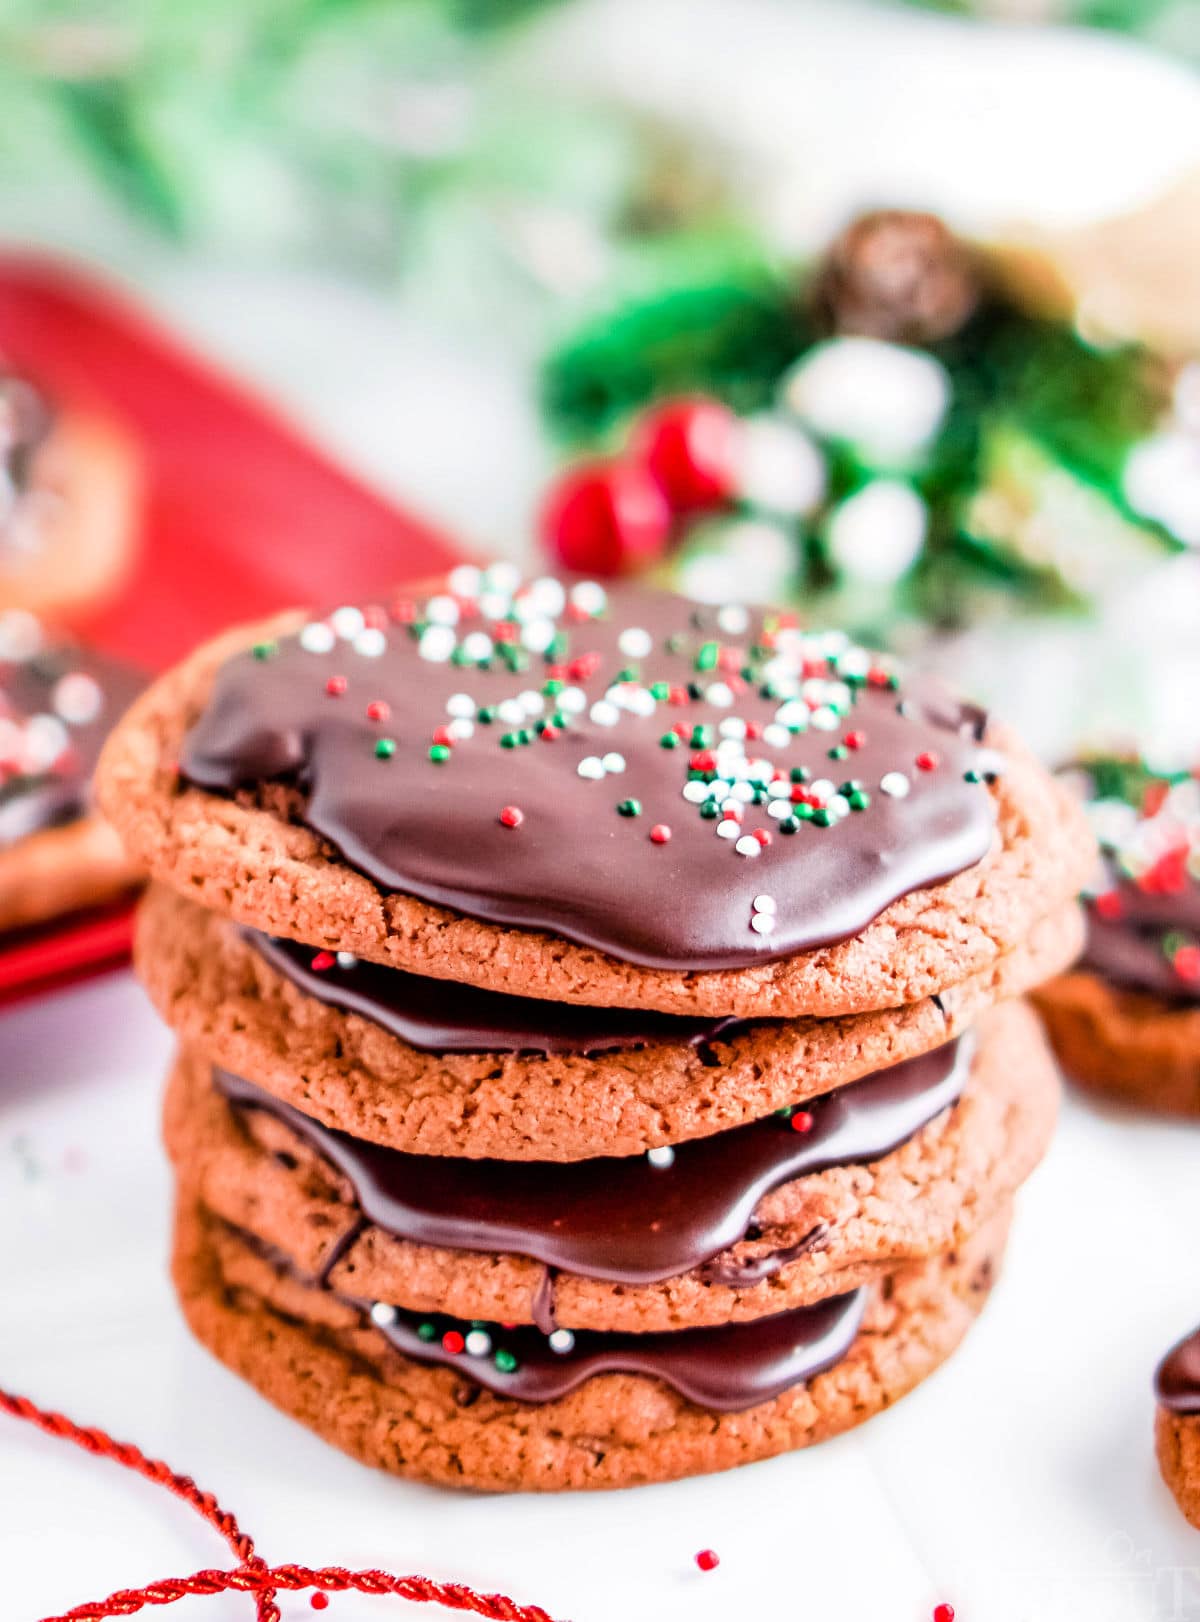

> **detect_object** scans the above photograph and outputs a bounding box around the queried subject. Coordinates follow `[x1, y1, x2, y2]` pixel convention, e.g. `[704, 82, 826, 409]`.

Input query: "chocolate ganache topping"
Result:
[247, 927, 742, 1054]
[181, 570, 1001, 971]
[1156, 1324, 1200, 1415]
[0, 612, 144, 849]
[216, 1034, 968, 1285]
[1069, 758, 1200, 1005]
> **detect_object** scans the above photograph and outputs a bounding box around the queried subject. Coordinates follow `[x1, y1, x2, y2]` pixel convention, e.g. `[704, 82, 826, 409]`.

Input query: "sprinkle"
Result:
[790, 1111, 814, 1134]
[374, 739, 396, 759]
[336, 952, 358, 969]
[428, 744, 451, 763]
[577, 757, 605, 780]
[683, 780, 712, 803]
[331, 606, 365, 640]
[753, 894, 777, 913]
[53, 672, 103, 725]
[717, 605, 749, 634]
[548, 1329, 576, 1355]
[650, 824, 672, 844]
[416, 1321, 437, 1342]
[311, 1593, 329, 1610]
[915, 751, 939, 772]
[695, 641, 719, 672]
[519, 689, 545, 716]
[441, 1330, 465, 1354]
[750, 911, 776, 933]
[716, 819, 741, 840]
[461, 631, 493, 662]
[499, 806, 524, 828]
[366, 700, 390, 722]
[591, 701, 620, 726]
[310, 951, 336, 973]
[252, 641, 277, 661]
[369, 1302, 398, 1328]
[695, 1550, 720, 1573]
[880, 771, 910, 797]
[932, 1608, 955, 1622]
[418, 626, 457, 662]
[778, 816, 799, 834]
[447, 564, 483, 597]
[647, 1146, 676, 1168]
[300, 622, 336, 654]
[446, 693, 475, 718]
[844, 730, 866, 749]
[735, 835, 762, 857]
[425, 594, 460, 626]
[464, 1329, 492, 1357]
[569, 580, 607, 615]
[494, 1348, 519, 1373]
[706, 682, 734, 707]
[354, 628, 386, 658]
[617, 798, 642, 817]
[1176, 945, 1200, 982]
[618, 627, 652, 658]
[447, 718, 474, 741]
[326, 675, 347, 696]
[602, 752, 626, 774]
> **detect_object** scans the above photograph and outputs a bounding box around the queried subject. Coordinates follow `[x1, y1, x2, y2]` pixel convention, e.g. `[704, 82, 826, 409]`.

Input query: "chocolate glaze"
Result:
[1157, 1325, 1200, 1415]
[1085, 886, 1200, 1006]
[698, 1223, 829, 1288]
[0, 642, 144, 848]
[181, 584, 1000, 970]
[366, 1289, 868, 1411]
[248, 928, 742, 1055]
[216, 1034, 968, 1286]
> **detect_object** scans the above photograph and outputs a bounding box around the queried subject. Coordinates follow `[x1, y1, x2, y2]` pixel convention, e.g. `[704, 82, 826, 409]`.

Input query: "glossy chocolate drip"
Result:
[181, 583, 1000, 970]
[1085, 886, 1200, 1005]
[0, 642, 144, 848]
[366, 1290, 868, 1411]
[1157, 1325, 1200, 1415]
[216, 1034, 968, 1286]
[699, 1223, 829, 1288]
[532, 1268, 557, 1334]
[248, 928, 743, 1055]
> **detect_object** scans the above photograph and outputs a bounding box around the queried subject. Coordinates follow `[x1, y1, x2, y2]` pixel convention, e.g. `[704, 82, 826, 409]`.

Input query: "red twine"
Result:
[1, 1385, 562, 1622]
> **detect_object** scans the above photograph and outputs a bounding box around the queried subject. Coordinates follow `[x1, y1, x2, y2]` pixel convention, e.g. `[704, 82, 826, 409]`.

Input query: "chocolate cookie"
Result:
[0, 614, 144, 932]
[97, 574, 1094, 1018]
[163, 999, 1056, 1333]
[1035, 756, 1200, 1114]
[141, 882, 1081, 1158]
[1156, 1324, 1200, 1529]
[173, 1191, 1009, 1491]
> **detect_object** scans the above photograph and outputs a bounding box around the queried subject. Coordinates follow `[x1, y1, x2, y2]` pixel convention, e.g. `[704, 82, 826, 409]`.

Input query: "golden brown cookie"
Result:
[1035, 971, 1200, 1116]
[1156, 1323, 1200, 1528]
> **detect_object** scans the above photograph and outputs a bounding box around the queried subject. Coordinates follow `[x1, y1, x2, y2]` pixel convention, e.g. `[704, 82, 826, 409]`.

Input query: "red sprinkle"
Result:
[389, 598, 417, 623]
[695, 1550, 720, 1573]
[568, 651, 603, 680]
[690, 750, 717, 773]
[325, 676, 347, 697]
[790, 1111, 814, 1134]
[915, 751, 939, 772]
[844, 730, 866, 749]
[752, 828, 771, 847]
[669, 684, 690, 706]
[441, 1331, 465, 1355]
[744, 721, 762, 741]
[790, 784, 810, 803]
[310, 951, 336, 973]
[1093, 891, 1124, 921]
[540, 725, 560, 742]
[311, 1596, 330, 1612]
[431, 725, 454, 747]
[1175, 946, 1200, 982]
[365, 700, 390, 722]
[649, 824, 672, 844]
[362, 604, 388, 630]
[499, 806, 524, 829]
[933, 1607, 955, 1622]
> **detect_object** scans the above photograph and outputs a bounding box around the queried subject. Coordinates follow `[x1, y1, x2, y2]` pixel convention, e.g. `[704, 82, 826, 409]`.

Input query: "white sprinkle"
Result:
[23, 715, 69, 772]
[53, 672, 103, 725]
[520, 617, 556, 654]
[497, 699, 526, 725]
[548, 1329, 576, 1355]
[418, 626, 455, 663]
[530, 577, 566, 616]
[369, 1302, 398, 1328]
[719, 718, 747, 740]
[735, 834, 762, 856]
[570, 580, 607, 615]
[767, 799, 791, 819]
[590, 701, 619, 727]
[763, 723, 791, 748]
[838, 647, 871, 680]
[647, 1146, 676, 1169]
[706, 681, 734, 708]
[354, 628, 387, 658]
[299, 622, 336, 654]
[336, 952, 358, 969]
[768, 779, 790, 799]
[465, 1329, 492, 1357]
[682, 780, 711, 803]
[578, 756, 606, 780]
[447, 564, 483, 598]
[460, 631, 493, 663]
[602, 752, 626, 775]
[479, 592, 509, 621]
[753, 894, 777, 914]
[731, 781, 755, 803]
[0, 609, 41, 662]
[447, 718, 474, 742]
[618, 626, 652, 659]
[717, 604, 750, 634]
[484, 561, 521, 594]
[627, 687, 657, 718]
[750, 911, 776, 935]
[331, 606, 365, 641]
[880, 771, 910, 798]
[775, 700, 809, 730]
[810, 706, 839, 731]
[558, 686, 586, 714]
[827, 794, 851, 819]
[425, 594, 459, 626]
[721, 798, 743, 817]
[446, 693, 476, 719]
[716, 819, 741, 840]
[810, 778, 836, 802]
[518, 690, 545, 717]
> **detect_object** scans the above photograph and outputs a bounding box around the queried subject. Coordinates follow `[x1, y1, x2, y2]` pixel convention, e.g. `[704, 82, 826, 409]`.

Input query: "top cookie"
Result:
[97, 569, 1093, 1017]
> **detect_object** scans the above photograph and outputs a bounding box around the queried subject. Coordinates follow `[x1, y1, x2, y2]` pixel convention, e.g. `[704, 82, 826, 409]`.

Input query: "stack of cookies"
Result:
[99, 571, 1091, 1491]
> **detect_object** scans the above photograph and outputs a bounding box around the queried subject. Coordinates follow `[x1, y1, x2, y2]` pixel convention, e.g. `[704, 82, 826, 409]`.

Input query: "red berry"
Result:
[499, 806, 524, 829]
[325, 676, 347, 696]
[790, 1110, 814, 1134]
[310, 951, 335, 973]
[915, 751, 939, 772]
[694, 1549, 720, 1573]
[442, 1330, 465, 1354]
[366, 700, 390, 722]
[650, 824, 671, 844]
[633, 397, 739, 514]
[933, 1606, 955, 1622]
[540, 460, 672, 577]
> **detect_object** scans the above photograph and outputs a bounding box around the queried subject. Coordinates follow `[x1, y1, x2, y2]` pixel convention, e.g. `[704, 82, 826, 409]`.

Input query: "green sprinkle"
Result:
[617, 666, 639, 683]
[494, 1348, 518, 1373]
[813, 807, 834, 827]
[617, 798, 642, 817]
[517, 727, 533, 745]
[666, 633, 686, 654]
[790, 767, 810, 784]
[546, 632, 569, 661]
[690, 724, 713, 748]
[695, 641, 718, 672]
[374, 739, 396, 760]
[252, 641, 277, 661]
[700, 801, 720, 819]
[477, 706, 495, 724]
[660, 732, 680, 749]
[543, 678, 564, 696]
[779, 815, 799, 834]
[828, 744, 848, 761]
[551, 711, 567, 728]
[1164, 931, 1191, 960]
[416, 1322, 437, 1342]
[793, 801, 814, 821]
[651, 681, 670, 701]
[428, 744, 451, 764]
[963, 768, 983, 783]
[500, 732, 519, 749]
[450, 646, 471, 666]
[849, 789, 871, 811]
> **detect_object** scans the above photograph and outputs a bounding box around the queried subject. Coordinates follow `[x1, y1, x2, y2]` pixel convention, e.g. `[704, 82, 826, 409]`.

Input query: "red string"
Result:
[2, 1386, 562, 1622]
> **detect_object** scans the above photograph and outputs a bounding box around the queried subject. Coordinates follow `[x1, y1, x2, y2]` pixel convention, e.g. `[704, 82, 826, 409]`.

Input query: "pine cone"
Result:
[811, 210, 980, 345]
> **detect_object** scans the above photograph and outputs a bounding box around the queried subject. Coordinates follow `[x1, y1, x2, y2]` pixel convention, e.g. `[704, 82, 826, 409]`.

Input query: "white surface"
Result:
[2, 971, 1200, 1622]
